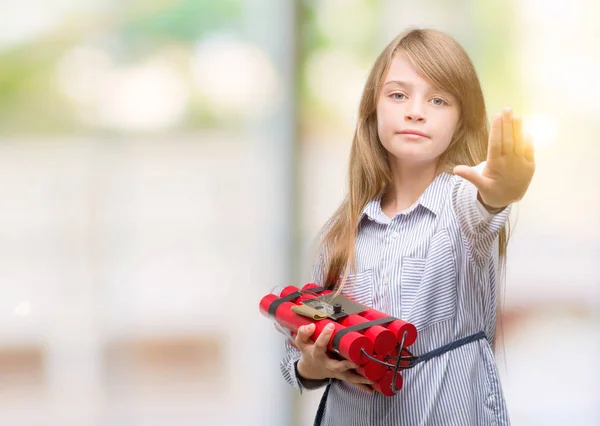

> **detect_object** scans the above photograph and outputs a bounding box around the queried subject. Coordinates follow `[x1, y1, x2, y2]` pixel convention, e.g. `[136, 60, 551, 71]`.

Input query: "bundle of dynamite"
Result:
[259, 283, 418, 396]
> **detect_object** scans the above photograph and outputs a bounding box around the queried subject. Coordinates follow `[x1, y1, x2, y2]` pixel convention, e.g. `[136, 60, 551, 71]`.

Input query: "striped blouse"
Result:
[280, 172, 512, 426]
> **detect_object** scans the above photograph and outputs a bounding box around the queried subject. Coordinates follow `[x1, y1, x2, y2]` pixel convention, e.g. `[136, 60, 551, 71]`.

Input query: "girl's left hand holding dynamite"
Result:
[453, 107, 536, 210]
[296, 323, 375, 394]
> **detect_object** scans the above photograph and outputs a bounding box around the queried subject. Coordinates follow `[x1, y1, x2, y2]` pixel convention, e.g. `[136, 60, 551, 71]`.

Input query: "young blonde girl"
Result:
[280, 28, 534, 426]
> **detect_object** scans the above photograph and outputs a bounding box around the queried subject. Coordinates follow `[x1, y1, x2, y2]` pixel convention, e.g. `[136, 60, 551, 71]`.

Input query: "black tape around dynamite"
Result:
[331, 316, 396, 353]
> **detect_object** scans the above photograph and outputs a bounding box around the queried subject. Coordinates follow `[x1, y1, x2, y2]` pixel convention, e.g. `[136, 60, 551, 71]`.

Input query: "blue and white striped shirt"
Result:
[281, 172, 512, 425]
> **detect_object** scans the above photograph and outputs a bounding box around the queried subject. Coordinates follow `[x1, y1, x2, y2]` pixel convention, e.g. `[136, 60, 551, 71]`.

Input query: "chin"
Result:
[385, 137, 447, 163]
[386, 148, 441, 166]
[388, 145, 429, 159]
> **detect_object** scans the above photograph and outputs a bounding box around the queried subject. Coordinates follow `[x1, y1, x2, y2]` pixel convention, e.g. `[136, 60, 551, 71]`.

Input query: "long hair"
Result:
[319, 29, 509, 347]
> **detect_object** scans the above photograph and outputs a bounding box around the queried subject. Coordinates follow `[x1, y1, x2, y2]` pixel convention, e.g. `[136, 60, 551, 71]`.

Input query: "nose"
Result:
[404, 100, 425, 122]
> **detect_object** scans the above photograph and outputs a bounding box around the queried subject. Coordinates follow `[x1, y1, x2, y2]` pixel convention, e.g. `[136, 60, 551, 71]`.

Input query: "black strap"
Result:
[267, 287, 327, 317]
[313, 331, 487, 424]
[411, 331, 487, 366]
[313, 384, 330, 426]
[330, 316, 396, 352]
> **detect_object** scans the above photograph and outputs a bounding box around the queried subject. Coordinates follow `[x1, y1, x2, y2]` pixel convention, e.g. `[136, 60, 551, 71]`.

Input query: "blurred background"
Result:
[0, 0, 598, 425]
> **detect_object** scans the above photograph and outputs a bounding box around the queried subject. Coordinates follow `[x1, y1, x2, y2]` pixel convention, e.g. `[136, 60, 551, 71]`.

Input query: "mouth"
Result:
[399, 130, 429, 138]
[398, 130, 430, 140]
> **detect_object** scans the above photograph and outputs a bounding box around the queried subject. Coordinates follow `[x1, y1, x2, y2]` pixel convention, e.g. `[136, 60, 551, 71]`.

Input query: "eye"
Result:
[430, 97, 447, 106]
[391, 93, 406, 100]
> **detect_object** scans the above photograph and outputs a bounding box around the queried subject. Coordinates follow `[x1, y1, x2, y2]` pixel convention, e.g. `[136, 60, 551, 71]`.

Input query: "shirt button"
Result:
[391, 231, 399, 239]
[383, 275, 389, 285]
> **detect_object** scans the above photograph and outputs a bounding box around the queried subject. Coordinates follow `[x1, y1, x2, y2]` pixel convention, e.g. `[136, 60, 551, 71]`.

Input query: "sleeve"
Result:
[451, 174, 511, 263]
[279, 248, 331, 393]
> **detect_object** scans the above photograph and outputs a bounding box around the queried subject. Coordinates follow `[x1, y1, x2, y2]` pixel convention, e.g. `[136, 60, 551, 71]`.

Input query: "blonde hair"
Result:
[319, 29, 509, 345]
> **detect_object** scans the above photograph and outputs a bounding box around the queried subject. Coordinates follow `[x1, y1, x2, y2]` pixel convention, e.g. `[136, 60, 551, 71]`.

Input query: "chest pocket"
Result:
[339, 269, 373, 308]
[400, 257, 427, 317]
[400, 230, 457, 330]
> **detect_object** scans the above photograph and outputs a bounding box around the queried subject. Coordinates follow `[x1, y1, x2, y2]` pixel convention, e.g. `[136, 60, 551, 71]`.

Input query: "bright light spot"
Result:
[523, 114, 557, 149]
[56, 48, 190, 131]
[191, 34, 281, 119]
[14, 301, 31, 317]
[95, 59, 190, 131]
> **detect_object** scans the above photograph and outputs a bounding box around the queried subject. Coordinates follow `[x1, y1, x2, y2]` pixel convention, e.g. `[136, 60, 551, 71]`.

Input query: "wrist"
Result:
[477, 192, 507, 213]
[296, 358, 320, 381]
[295, 360, 328, 390]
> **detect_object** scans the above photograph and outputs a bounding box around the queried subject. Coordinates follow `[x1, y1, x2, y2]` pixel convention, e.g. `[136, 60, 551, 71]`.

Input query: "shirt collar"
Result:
[418, 172, 453, 215]
[359, 172, 452, 224]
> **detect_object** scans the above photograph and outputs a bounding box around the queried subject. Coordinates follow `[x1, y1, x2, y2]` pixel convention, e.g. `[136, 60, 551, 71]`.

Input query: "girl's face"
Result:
[376, 54, 460, 169]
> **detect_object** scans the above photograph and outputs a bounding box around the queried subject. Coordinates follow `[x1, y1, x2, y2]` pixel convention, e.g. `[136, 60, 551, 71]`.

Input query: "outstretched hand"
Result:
[453, 107, 535, 209]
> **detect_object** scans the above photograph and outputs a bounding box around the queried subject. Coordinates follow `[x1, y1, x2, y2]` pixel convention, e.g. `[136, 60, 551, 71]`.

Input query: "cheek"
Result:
[376, 107, 396, 138]
[438, 113, 460, 143]
[377, 118, 394, 151]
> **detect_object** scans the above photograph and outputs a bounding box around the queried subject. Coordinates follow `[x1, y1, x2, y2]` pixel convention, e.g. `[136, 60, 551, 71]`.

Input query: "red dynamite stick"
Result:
[340, 314, 397, 356]
[372, 370, 403, 396]
[355, 355, 387, 381]
[280, 285, 302, 298]
[259, 294, 373, 365]
[361, 310, 418, 347]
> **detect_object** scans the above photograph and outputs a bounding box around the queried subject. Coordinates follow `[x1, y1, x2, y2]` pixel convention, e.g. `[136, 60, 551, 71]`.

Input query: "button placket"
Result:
[382, 221, 399, 285]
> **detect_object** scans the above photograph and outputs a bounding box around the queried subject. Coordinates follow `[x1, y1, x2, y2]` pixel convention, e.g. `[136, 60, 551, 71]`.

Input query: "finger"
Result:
[523, 133, 535, 163]
[313, 323, 334, 353]
[513, 114, 524, 156]
[453, 165, 487, 189]
[294, 324, 315, 350]
[488, 113, 502, 158]
[327, 359, 359, 374]
[502, 107, 514, 155]
[352, 383, 374, 394]
[338, 370, 375, 386]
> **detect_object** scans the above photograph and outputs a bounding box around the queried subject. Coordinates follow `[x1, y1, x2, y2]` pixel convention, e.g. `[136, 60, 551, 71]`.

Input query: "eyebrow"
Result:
[383, 80, 412, 87]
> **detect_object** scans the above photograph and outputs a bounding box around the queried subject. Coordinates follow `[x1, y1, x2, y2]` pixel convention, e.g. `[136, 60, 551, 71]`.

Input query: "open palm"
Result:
[454, 107, 535, 209]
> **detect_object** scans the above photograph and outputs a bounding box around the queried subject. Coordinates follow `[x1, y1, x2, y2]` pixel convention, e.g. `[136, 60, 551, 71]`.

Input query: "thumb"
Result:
[453, 165, 485, 188]
[295, 323, 315, 349]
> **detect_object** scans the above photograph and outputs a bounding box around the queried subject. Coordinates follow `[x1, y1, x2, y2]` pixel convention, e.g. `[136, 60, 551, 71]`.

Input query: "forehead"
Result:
[382, 54, 434, 90]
